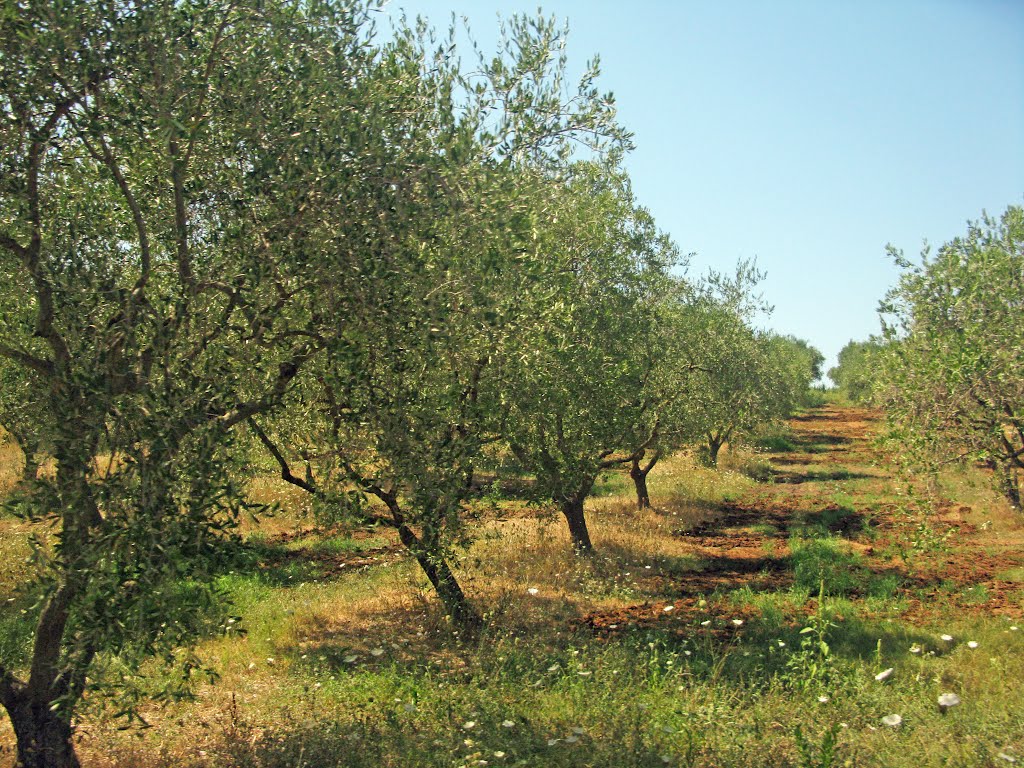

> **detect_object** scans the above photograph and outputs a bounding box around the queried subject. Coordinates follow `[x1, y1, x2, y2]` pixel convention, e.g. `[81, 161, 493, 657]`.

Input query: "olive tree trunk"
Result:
[559, 485, 595, 554]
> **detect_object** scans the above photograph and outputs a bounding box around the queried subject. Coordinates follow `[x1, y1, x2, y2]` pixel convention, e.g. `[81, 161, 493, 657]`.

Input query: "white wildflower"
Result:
[462, 721, 476, 730]
[501, 720, 515, 728]
[881, 714, 902, 728]
[527, 587, 539, 596]
[967, 640, 979, 649]
[663, 605, 675, 613]
[875, 668, 894, 682]
[940, 634, 954, 642]
[732, 619, 744, 626]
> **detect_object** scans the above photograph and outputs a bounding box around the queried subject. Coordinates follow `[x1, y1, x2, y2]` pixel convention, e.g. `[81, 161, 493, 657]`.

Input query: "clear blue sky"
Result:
[383, 0, 1024, 377]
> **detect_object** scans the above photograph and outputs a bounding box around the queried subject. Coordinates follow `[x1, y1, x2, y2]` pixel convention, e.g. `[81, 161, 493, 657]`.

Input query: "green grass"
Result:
[3, 408, 1024, 768]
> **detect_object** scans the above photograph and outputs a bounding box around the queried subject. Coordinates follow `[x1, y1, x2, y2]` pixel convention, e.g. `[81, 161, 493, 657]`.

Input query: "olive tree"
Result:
[880, 206, 1024, 507]
[0, 1, 388, 764]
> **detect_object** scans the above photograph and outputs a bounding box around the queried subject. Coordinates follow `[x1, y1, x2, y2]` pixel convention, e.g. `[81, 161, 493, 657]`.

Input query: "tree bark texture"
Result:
[707, 436, 723, 467]
[630, 459, 651, 510]
[560, 495, 594, 554]
[5, 695, 80, 768]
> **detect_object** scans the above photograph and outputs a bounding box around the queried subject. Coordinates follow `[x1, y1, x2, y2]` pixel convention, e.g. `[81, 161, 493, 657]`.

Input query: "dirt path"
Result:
[584, 405, 1024, 634]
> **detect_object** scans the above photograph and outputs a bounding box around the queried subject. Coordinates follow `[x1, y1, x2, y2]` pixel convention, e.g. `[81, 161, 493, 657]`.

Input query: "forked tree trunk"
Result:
[6, 696, 80, 768]
[707, 435, 723, 467]
[629, 450, 660, 510]
[560, 495, 594, 554]
[630, 463, 651, 510]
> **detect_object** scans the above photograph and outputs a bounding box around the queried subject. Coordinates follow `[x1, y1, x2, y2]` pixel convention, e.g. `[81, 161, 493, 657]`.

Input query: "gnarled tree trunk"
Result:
[629, 449, 660, 510]
[5, 695, 80, 768]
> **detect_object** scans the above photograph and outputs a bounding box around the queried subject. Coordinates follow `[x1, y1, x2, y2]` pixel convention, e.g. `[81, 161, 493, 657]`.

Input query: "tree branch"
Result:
[27, 583, 73, 701]
[219, 345, 318, 429]
[0, 662, 25, 712]
[248, 418, 320, 495]
[0, 342, 54, 377]
[0, 232, 28, 260]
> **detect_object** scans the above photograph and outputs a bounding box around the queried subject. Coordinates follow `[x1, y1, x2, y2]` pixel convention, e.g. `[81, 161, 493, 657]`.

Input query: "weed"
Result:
[790, 537, 864, 596]
[794, 722, 842, 768]
[782, 584, 838, 692]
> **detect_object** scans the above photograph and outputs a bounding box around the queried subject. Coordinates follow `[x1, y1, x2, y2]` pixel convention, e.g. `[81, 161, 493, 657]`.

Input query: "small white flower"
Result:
[967, 640, 979, 649]
[937, 693, 961, 711]
[732, 619, 744, 626]
[777, 640, 786, 648]
[493, 752, 506, 759]
[881, 714, 903, 728]
[527, 587, 540, 596]
[818, 695, 830, 703]
[266, 657, 275, 665]
[1010, 626, 1019, 632]
[700, 620, 711, 627]
[645, 565, 652, 569]
[875, 668, 894, 682]
[462, 721, 476, 730]
[684, 650, 691, 656]
[940, 634, 954, 642]
[501, 720, 515, 728]
[663, 605, 675, 613]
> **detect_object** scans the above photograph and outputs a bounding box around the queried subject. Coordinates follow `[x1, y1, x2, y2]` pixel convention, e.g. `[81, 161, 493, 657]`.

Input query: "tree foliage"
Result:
[880, 205, 1024, 507]
[828, 338, 886, 404]
[0, 1, 389, 764]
